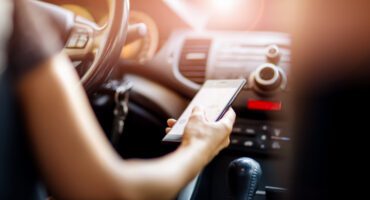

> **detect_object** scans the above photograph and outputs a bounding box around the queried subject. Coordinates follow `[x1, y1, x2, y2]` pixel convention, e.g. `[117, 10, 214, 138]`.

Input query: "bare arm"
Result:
[18, 54, 235, 200]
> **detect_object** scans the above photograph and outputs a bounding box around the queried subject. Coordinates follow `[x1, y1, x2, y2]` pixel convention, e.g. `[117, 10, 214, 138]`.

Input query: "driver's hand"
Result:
[168, 106, 236, 161]
[165, 118, 177, 134]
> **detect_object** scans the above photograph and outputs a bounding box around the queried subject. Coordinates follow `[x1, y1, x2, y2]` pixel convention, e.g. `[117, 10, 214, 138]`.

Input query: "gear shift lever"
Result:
[227, 157, 262, 200]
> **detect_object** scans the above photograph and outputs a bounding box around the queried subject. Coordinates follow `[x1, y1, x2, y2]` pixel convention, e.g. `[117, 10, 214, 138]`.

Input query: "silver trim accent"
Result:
[254, 63, 279, 86]
[256, 190, 266, 195]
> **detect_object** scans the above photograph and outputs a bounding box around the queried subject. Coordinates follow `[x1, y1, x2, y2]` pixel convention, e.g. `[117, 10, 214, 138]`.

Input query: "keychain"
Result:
[111, 81, 133, 144]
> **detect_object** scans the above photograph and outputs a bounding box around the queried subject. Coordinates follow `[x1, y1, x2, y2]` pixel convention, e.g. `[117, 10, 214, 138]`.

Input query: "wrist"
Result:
[179, 139, 213, 165]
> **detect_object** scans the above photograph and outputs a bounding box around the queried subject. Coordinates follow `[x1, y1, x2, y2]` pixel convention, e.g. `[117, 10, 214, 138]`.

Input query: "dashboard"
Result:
[141, 29, 291, 150]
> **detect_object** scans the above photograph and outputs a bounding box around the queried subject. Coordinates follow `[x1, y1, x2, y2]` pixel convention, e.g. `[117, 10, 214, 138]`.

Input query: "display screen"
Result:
[247, 99, 282, 111]
[163, 79, 245, 142]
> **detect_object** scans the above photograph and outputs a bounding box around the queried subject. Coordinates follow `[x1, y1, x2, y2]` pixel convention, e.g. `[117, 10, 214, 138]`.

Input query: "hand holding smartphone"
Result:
[162, 79, 246, 142]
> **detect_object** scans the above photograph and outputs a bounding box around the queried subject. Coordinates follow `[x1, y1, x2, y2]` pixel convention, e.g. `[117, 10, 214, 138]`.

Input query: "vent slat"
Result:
[179, 60, 208, 66]
[179, 39, 211, 84]
[190, 78, 205, 84]
[179, 66, 207, 71]
[181, 71, 206, 77]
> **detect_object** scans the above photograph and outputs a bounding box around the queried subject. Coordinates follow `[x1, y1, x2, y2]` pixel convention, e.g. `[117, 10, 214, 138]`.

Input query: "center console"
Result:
[170, 30, 291, 200]
[116, 29, 291, 199]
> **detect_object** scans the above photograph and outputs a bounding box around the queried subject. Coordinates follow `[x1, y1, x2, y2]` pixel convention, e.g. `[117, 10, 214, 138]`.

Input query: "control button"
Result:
[271, 141, 282, 150]
[259, 143, 266, 150]
[265, 45, 281, 64]
[76, 38, 88, 48]
[79, 34, 89, 42]
[66, 33, 89, 49]
[243, 140, 254, 147]
[250, 63, 287, 94]
[261, 124, 269, 131]
[260, 134, 267, 141]
[272, 128, 282, 137]
[76, 34, 89, 48]
[232, 127, 242, 134]
[245, 128, 256, 135]
[66, 34, 79, 48]
[231, 138, 241, 145]
[254, 64, 282, 91]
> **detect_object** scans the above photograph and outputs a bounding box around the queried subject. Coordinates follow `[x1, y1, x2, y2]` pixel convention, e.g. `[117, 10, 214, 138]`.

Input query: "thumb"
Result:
[190, 106, 206, 120]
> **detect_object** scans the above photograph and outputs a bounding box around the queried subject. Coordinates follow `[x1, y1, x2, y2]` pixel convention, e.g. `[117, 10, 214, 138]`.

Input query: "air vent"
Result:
[179, 39, 211, 84]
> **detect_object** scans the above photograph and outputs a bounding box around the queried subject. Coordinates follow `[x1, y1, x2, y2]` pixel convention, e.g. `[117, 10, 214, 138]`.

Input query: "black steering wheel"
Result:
[32, 0, 129, 92]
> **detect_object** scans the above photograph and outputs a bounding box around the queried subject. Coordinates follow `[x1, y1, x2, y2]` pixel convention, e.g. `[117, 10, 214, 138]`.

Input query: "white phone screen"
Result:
[162, 79, 245, 142]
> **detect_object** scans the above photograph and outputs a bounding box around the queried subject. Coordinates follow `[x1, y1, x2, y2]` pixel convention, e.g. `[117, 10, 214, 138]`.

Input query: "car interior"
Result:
[15, 0, 339, 199]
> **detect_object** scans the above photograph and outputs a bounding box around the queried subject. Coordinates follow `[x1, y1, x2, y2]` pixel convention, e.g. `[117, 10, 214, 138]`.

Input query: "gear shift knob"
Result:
[227, 157, 262, 200]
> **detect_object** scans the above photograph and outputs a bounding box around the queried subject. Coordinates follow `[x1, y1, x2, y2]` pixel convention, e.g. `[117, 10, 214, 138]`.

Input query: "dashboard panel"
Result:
[135, 30, 290, 96]
[125, 29, 291, 154]
[166, 30, 291, 153]
[172, 31, 290, 88]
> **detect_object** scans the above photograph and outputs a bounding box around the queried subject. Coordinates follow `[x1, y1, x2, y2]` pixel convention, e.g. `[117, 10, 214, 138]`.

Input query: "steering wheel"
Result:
[32, 0, 129, 92]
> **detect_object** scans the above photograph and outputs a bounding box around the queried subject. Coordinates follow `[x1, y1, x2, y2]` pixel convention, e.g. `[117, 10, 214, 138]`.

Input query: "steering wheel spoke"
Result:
[32, 0, 129, 92]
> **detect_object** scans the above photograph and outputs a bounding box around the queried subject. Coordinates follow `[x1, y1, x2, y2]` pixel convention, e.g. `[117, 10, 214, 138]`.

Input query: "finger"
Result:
[216, 108, 236, 132]
[219, 108, 236, 124]
[167, 119, 177, 127]
[191, 106, 204, 116]
[222, 137, 231, 148]
[165, 127, 172, 134]
[190, 106, 206, 121]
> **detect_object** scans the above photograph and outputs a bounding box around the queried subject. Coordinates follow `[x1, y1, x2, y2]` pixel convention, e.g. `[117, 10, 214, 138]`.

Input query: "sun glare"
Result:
[211, 0, 242, 12]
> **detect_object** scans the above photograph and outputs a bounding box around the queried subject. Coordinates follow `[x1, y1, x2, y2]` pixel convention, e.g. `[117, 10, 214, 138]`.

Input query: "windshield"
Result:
[164, 0, 288, 32]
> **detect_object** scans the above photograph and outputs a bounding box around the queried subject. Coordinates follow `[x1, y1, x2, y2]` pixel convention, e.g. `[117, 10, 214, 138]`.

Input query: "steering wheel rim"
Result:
[33, 0, 129, 92]
[81, 0, 129, 92]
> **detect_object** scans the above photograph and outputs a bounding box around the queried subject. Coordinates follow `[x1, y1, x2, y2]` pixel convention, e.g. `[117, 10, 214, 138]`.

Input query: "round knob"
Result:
[265, 45, 281, 64]
[253, 63, 283, 92]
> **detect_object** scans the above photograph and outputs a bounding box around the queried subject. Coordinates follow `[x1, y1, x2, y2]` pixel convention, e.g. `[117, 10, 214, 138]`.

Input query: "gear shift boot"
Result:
[227, 157, 262, 200]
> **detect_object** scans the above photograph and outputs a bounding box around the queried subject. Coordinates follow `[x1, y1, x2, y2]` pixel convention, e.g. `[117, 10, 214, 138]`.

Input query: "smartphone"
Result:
[162, 79, 246, 143]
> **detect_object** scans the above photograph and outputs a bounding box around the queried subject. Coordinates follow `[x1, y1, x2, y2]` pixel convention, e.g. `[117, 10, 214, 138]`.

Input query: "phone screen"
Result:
[162, 79, 245, 142]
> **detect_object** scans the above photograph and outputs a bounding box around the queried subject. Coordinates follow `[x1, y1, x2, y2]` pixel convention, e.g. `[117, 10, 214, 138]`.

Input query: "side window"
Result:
[0, 0, 13, 75]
